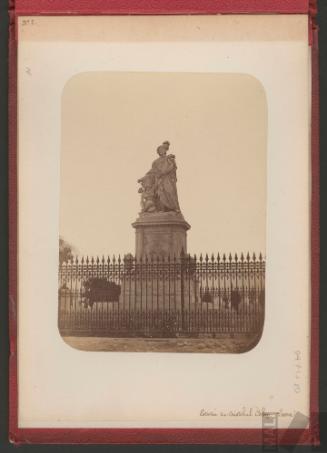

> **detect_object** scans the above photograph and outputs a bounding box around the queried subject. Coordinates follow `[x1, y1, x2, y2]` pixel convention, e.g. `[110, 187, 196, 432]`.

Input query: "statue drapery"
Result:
[138, 142, 181, 213]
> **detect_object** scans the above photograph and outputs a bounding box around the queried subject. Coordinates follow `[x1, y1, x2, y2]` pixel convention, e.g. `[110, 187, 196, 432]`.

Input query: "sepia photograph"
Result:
[15, 13, 313, 435]
[58, 71, 267, 353]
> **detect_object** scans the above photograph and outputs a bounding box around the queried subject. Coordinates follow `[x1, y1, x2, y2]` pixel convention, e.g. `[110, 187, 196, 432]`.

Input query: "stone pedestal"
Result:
[132, 211, 191, 259]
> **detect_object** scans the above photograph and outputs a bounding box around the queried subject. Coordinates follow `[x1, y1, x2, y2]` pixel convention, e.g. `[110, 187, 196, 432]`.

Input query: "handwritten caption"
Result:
[199, 407, 295, 417]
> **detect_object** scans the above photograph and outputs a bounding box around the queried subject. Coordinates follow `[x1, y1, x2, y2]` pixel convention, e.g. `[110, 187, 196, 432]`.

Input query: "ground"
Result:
[63, 333, 261, 353]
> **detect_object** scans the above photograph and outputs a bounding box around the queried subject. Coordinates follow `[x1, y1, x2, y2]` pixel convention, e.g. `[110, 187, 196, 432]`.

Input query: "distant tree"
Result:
[81, 278, 121, 307]
[59, 237, 74, 265]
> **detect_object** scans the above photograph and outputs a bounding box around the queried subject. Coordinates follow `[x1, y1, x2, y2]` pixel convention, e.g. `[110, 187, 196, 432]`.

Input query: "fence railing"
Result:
[58, 252, 265, 338]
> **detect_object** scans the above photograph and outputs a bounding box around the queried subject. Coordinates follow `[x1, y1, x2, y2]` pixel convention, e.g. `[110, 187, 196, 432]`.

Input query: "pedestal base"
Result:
[132, 211, 191, 259]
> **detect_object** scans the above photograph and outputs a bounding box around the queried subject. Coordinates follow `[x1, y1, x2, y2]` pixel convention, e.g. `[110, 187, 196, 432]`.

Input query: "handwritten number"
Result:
[22, 19, 35, 26]
[293, 350, 302, 393]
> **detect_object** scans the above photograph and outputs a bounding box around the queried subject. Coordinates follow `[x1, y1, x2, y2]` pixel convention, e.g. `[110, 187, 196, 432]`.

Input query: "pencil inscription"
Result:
[200, 407, 295, 417]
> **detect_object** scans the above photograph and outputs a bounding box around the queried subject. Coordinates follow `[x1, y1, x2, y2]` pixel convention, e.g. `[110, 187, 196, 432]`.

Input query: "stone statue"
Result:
[138, 141, 181, 213]
[133, 141, 190, 258]
[138, 171, 156, 213]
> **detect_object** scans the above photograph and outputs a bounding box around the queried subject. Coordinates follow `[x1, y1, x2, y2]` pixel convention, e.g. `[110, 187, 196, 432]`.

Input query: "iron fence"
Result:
[58, 252, 265, 338]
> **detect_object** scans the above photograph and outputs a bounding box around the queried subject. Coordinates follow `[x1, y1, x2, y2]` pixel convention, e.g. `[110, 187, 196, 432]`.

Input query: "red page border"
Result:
[11, 0, 311, 15]
[8, 0, 320, 445]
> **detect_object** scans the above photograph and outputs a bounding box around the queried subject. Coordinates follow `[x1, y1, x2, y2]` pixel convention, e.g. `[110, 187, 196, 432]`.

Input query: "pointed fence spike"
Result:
[247, 252, 250, 261]
[235, 253, 238, 261]
[241, 252, 244, 262]
[253, 252, 256, 261]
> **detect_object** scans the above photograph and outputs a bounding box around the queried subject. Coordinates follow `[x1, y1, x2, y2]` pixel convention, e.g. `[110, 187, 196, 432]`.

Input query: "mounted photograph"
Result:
[58, 71, 267, 353]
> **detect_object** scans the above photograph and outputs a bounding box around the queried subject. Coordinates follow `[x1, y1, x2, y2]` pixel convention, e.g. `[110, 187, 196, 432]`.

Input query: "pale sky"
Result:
[60, 71, 267, 257]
